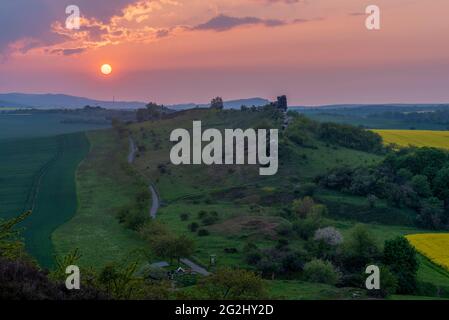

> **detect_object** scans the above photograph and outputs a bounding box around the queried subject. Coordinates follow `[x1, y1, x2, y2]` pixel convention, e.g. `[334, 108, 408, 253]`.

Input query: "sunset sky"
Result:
[0, 0, 448, 105]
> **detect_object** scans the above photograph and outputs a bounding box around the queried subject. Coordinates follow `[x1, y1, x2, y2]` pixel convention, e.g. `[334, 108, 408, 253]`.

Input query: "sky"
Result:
[0, 0, 448, 106]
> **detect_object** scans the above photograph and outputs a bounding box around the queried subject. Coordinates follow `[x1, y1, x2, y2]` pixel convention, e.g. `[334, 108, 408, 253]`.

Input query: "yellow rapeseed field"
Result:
[373, 130, 449, 150]
[406, 234, 449, 271]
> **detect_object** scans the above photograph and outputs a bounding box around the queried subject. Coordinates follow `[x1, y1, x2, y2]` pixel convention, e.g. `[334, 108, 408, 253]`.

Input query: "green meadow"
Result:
[0, 114, 108, 267]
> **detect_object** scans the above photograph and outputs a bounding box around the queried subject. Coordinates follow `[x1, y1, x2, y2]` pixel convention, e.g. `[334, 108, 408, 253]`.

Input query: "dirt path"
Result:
[127, 136, 137, 164]
[128, 137, 159, 219]
[127, 136, 209, 275]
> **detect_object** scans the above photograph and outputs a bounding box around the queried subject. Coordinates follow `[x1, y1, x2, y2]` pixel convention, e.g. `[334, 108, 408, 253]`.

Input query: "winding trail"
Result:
[128, 137, 159, 219]
[127, 136, 210, 275]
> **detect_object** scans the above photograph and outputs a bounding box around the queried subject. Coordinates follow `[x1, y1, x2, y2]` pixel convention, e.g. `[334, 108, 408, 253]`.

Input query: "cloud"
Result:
[194, 14, 286, 32]
[1, 0, 320, 58]
[5, 0, 182, 57]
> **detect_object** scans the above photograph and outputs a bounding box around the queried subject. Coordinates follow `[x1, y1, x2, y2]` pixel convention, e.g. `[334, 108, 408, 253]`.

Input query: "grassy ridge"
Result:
[52, 130, 148, 269]
[374, 130, 449, 150]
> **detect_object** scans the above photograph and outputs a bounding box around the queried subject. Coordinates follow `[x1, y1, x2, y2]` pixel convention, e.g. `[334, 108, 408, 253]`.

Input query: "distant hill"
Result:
[0, 93, 270, 111]
[168, 98, 270, 110]
[0, 93, 147, 110]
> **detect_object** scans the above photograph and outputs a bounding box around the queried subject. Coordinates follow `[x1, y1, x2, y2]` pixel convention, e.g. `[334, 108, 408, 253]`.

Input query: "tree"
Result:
[256, 257, 282, 280]
[199, 267, 266, 299]
[173, 235, 195, 265]
[149, 234, 195, 266]
[342, 224, 381, 272]
[292, 196, 315, 218]
[303, 259, 340, 285]
[98, 262, 139, 299]
[369, 266, 398, 298]
[433, 166, 449, 201]
[314, 227, 343, 246]
[210, 97, 224, 110]
[411, 175, 432, 198]
[417, 197, 444, 229]
[383, 237, 418, 294]
[0, 211, 31, 260]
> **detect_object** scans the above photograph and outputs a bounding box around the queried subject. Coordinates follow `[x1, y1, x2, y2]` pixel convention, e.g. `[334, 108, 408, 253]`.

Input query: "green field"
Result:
[52, 130, 148, 269]
[0, 133, 89, 267]
[374, 130, 449, 150]
[0, 113, 109, 141]
[0, 113, 112, 267]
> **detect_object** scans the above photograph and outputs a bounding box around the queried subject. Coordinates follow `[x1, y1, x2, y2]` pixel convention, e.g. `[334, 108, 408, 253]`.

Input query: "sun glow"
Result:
[101, 64, 112, 75]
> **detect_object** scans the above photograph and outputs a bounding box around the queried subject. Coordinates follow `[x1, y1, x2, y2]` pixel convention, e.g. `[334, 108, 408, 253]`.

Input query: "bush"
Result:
[118, 207, 148, 231]
[342, 224, 381, 272]
[188, 222, 199, 232]
[300, 183, 317, 197]
[383, 237, 418, 294]
[303, 259, 340, 285]
[202, 215, 219, 226]
[198, 229, 210, 237]
[276, 223, 294, 237]
[292, 218, 320, 240]
[180, 213, 190, 221]
[198, 211, 208, 219]
[314, 227, 343, 246]
[139, 221, 170, 241]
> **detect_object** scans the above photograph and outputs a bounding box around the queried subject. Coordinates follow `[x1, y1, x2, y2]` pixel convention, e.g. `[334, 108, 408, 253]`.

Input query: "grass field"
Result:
[267, 280, 367, 300]
[0, 136, 59, 218]
[0, 113, 109, 141]
[52, 130, 148, 269]
[374, 130, 449, 150]
[406, 234, 449, 272]
[0, 133, 89, 267]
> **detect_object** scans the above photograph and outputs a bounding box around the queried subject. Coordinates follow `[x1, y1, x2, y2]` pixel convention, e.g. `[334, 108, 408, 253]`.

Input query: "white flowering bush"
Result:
[314, 227, 343, 246]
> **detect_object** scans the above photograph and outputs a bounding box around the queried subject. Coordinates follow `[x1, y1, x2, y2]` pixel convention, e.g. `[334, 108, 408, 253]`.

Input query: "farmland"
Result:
[374, 130, 449, 150]
[0, 114, 109, 267]
[406, 234, 449, 272]
[0, 133, 89, 267]
[0, 112, 109, 141]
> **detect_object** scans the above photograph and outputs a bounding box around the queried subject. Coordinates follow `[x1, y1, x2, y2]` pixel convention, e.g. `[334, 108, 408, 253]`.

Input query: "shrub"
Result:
[180, 213, 190, 221]
[188, 222, 199, 232]
[118, 207, 148, 231]
[198, 229, 210, 237]
[276, 223, 294, 237]
[300, 183, 317, 197]
[139, 221, 170, 241]
[292, 218, 320, 240]
[314, 227, 343, 246]
[198, 210, 208, 219]
[202, 215, 219, 226]
[303, 259, 340, 285]
[342, 224, 381, 272]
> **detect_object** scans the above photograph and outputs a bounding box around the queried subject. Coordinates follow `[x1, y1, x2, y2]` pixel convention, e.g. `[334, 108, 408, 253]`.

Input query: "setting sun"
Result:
[100, 64, 112, 75]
